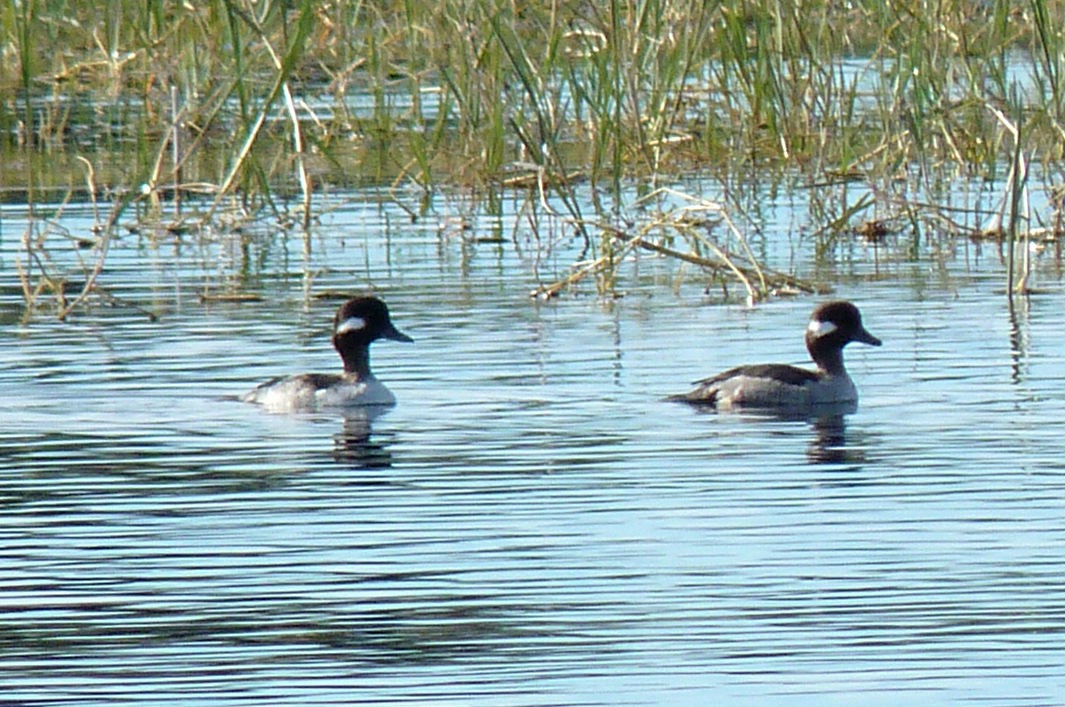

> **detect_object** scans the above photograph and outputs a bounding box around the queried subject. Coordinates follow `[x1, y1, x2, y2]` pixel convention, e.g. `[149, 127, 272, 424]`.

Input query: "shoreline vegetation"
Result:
[3, 0, 1064, 316]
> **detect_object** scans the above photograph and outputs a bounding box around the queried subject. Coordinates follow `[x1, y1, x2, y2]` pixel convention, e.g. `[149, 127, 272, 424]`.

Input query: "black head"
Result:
[805, 301, 880, 371]
[331, 296, 413, 347]
[806, 301, 881, 347]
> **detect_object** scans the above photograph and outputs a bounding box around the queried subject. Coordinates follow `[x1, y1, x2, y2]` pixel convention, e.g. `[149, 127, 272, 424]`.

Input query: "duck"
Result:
[241, 296, 413, 412]
[668, 300, 880, 412]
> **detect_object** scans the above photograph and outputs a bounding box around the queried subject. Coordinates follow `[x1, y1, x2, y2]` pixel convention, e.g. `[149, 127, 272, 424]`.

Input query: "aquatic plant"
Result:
[3, 0, 1064, 312]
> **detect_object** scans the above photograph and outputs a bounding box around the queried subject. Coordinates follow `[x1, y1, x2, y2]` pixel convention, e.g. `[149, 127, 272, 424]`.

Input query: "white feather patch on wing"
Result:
[335, 316, 367, 335]
[807, 318, 838, 338]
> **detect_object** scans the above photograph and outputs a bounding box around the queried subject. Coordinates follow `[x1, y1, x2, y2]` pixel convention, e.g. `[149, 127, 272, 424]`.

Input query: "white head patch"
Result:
[807, 318, 838, 338]
[335, 316, 367, 335]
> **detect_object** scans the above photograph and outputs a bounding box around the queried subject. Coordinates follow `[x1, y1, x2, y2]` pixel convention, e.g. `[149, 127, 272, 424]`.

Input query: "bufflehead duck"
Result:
[669, 300, 881, 411]
[241, 296, 413, 412]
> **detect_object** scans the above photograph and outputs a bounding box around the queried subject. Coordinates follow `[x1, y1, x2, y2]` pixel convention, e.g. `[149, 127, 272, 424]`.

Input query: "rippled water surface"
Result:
[1, 192, 1063, 706]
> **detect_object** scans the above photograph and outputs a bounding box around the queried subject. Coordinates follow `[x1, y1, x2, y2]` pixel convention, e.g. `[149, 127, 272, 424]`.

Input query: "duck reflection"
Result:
[332, 406, 395, 468]
[680, 401, 868, 465]
[760, 403, 869, 465]
[805, 412, 862, 464]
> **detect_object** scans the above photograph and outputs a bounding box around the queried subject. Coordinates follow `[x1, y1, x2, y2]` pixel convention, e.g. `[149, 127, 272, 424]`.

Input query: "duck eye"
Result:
[335, 316, 367, 335]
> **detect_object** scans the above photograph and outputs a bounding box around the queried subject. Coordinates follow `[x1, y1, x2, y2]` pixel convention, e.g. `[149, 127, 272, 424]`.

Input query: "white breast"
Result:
[242, 375, 396, 413]
[315, 378, 396, 408]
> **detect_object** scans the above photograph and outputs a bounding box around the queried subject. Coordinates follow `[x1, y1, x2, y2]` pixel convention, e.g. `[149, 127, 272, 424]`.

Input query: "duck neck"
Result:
[808, 338, 847, 376]
[338, 345, 373, 379]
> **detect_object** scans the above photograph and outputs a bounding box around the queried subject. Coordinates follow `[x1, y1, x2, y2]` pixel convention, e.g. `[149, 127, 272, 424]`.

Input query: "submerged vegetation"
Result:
[3, 0, 1064, 314]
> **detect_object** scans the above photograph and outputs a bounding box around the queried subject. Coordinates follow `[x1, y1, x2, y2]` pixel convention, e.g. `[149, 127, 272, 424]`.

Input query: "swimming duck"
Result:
[241, 296, 413, 412]
[669, 300, 881, 411]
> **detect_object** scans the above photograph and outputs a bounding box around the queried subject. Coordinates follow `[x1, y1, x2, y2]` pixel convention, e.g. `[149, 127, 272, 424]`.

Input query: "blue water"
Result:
[0, 187, 1063, 706]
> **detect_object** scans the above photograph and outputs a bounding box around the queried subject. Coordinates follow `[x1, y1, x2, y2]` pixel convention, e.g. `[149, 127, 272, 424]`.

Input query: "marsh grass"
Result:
[3, 0, 1064, 312]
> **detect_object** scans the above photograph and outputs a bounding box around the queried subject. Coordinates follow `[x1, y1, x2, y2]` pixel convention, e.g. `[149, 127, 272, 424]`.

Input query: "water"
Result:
[1, 189, 1063, 706]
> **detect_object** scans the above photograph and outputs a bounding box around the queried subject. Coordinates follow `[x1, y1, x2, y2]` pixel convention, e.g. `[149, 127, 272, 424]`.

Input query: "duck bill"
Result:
[384, 325, 414, 343]
[856, 327, 882, 346]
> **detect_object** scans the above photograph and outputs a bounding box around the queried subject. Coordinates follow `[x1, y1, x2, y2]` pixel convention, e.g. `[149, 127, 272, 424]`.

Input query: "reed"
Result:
[4, 0, 1064, 310]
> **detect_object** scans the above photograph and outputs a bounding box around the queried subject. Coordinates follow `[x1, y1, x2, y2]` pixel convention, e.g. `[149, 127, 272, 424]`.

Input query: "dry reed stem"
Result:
[532, 190, 826, 300]
[56, 157, 113, 320]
